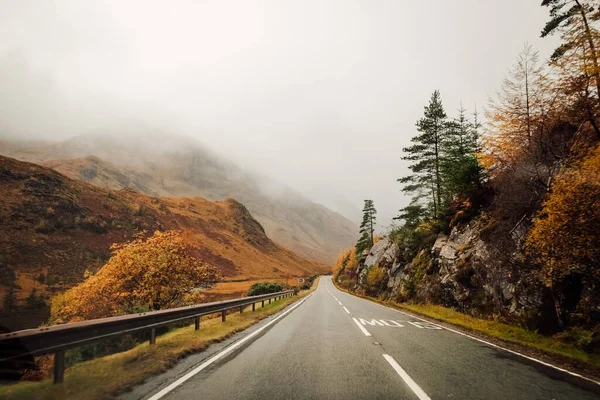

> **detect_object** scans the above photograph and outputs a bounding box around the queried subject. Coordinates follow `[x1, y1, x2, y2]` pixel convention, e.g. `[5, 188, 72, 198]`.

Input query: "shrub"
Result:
[247, 282, 283, 296]
[50, 230, 219, 323]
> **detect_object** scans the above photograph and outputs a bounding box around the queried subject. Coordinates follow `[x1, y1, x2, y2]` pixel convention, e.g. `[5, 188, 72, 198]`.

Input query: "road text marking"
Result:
[383, 354, 431, 400]
[369, 301, 600, 387]
[352, 317, 372, 336]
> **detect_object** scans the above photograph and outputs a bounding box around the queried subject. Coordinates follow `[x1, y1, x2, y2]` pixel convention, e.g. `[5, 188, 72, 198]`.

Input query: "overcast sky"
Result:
[0, 1, 558, 228]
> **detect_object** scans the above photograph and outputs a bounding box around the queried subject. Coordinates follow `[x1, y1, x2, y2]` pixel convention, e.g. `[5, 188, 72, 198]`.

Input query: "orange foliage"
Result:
[50, 230, 220, 323]
[333, 247, 358, 277]
[525, 145, 600, 286]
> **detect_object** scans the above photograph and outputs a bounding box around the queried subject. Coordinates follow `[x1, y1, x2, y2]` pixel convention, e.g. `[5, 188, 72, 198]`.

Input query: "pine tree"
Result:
[398, 90, 448, 219]
[442, 105, 483, 200]
[356, 200, 377, 259]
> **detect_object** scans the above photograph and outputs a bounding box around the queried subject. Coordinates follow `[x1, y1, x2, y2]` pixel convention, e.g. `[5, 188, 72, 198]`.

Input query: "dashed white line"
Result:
[343, 306, 350, 314]
[147, 294, 313, 400]
[354, 293, 600, 387]
[383, 354, 431, 400]
[352, 317, 372, 337]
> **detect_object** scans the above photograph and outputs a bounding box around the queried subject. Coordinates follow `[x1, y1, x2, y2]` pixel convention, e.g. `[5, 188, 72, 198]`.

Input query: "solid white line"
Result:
[352, 317, 372, 337]
[362, 297, 600, 386]
[147, 294, 313, 400]
[337, 301, 343, 305]
[383, 354, 431, 400]
[343, 306, 350, 314]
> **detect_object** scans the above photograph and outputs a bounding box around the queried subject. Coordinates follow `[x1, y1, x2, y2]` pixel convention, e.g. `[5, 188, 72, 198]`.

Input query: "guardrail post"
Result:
[269, 298, 271, 304]
[239, 306, 243, 314]
[195, 316, 200, 331]
[261, 300, 264, 308]
[252, 303, 255, 311]
[222, 310, 226, 322]
[53, 350, 65, 384]
[150, 328, 156, 345]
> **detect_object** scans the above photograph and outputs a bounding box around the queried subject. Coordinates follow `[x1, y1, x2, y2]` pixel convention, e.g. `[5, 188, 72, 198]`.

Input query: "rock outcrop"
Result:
[352, 219, 551, 327]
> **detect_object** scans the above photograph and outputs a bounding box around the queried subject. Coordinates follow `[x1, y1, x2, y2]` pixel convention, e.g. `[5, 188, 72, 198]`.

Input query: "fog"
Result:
[0, 1, 558, 228]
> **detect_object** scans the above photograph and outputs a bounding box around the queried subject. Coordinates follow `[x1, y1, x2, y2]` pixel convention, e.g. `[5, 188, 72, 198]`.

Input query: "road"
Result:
[135, 277, 600, 400]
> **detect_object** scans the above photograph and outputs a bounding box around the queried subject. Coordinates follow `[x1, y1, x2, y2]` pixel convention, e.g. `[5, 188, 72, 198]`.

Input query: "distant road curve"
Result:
[133, 277, 600, 400]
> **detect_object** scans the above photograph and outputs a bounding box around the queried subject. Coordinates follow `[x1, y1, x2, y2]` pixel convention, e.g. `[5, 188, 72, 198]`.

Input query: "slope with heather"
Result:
[0, 135, 358, 264]
[0, 155, 327, 329]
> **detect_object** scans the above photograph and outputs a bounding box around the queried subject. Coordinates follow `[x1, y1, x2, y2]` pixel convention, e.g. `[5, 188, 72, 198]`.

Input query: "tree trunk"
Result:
[576, 0, 600, 110]
[551, 287, 564, 330]
[434, 125, 442, 218]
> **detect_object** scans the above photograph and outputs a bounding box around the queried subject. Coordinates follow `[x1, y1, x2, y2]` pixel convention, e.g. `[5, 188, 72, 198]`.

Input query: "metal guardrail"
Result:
[0, 289, 295, 384]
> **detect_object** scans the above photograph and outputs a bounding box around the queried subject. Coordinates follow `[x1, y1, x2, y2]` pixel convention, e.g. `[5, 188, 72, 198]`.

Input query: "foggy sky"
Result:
[0, 1, 558, 229]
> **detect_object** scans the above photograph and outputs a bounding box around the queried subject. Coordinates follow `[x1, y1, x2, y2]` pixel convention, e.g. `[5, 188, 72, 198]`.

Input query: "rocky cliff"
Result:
[346, 217, 593, 334]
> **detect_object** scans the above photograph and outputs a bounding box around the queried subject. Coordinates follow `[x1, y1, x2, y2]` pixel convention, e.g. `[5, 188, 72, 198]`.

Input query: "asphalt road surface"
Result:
[136, 277, 600, 400]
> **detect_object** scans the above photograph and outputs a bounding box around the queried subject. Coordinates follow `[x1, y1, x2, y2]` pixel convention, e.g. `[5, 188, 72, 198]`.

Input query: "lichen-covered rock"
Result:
[364, 238, 395, 268]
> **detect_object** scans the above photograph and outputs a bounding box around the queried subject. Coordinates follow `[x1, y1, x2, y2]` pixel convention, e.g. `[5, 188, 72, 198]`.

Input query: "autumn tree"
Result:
[524, 144, 600, 327]
[399, 90, 448, 219]
[483, 44, 547, 171]
[334, 247, 358, 278]
[542, 0, 600, 137]
[51, 230, 220, 323]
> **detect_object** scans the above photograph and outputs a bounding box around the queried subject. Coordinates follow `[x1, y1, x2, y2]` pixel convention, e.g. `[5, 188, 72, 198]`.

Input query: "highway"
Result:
[131, 277, 600, 400]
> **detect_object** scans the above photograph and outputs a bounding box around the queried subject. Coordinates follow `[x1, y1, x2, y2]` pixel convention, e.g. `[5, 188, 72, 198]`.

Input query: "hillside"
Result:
[0, 135, 358, 263]
[0, 155, 328, 330]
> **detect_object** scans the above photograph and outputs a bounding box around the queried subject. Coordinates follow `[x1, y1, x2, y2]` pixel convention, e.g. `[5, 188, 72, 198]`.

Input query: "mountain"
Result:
[0, 135, 358, 264]
[0, 155, 328, 329]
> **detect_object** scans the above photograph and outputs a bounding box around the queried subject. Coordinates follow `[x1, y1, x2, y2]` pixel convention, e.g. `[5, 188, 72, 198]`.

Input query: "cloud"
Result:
[0, 0, 558, 227]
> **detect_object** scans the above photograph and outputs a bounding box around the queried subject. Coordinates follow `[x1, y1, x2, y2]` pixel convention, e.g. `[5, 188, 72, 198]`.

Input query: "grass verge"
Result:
[332, 279, 600, 373]
[0, 281, 318, 400]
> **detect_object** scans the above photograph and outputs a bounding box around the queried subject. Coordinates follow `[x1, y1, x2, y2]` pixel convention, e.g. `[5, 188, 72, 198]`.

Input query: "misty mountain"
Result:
[0, 134, 357, 263]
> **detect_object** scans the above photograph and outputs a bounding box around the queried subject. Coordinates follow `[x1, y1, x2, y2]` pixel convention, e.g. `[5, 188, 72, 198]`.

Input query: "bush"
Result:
[554, 327, 595, 352]
[247, 282, 283, 296]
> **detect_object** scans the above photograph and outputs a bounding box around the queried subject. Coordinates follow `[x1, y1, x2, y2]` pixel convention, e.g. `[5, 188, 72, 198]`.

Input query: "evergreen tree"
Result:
[2, 285, 17, 313]
[356, 200, 377, 260]
[398, 90, 448, 219]
[441, 105, 483, 200]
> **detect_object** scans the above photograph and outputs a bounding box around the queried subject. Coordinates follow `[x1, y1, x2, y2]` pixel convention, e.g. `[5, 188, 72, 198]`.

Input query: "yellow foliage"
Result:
[347, 250, 358, 269]
[333, 248, 352, 276]
[365, 266, 386, 287]
[373, 235, 382, 244]
[51, 230, 220, 323]
[333, 246, 359, 277]
[525, 145, 600, 286]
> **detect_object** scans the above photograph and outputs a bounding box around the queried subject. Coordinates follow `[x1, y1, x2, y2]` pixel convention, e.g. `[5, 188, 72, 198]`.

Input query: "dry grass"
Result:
[0, 280, 318, 400]
[398, 303, 600, 368]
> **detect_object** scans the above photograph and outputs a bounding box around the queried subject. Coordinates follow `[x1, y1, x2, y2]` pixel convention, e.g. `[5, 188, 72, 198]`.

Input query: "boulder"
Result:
[364, 238, 395, 268]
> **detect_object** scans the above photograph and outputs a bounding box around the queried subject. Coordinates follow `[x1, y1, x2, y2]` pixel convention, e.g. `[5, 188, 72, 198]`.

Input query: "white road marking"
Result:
[147, 294, 313, 400]
[381, 319, 404, 328]
[362, 297, 600, 387]
[343, 307, 350, 314]
[337, 301, 343, 305]
[359, 318, 384, 327]
[383, 354, 431, 400]
[352, 317, 372, 337]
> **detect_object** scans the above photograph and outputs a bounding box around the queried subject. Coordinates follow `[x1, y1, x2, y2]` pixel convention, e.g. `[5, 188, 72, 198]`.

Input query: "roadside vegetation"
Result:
[333, 1, 600, 372]
[333, 279, 600, 372]
[0, 278, 319, 400]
